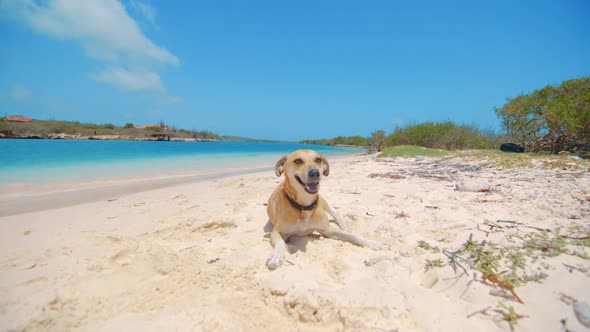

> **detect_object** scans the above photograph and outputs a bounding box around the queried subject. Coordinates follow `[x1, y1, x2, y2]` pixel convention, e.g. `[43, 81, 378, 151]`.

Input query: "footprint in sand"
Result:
[411, 268, 440, 289]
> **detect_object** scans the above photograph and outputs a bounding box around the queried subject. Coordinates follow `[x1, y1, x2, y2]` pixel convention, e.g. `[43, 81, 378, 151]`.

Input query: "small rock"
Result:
[456, 180, 491, 193]
[573, 301, 590, 328]
[364, 255, 390, 266]
[270, 287, 289, 296]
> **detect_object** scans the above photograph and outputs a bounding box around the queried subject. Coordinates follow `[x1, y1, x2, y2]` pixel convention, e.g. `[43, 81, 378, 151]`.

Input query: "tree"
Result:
[495, 77, 590, 155]
[368, 130, 385, 153]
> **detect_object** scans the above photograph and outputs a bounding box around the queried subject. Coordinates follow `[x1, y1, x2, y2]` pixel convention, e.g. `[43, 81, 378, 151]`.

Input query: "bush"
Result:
[368, 130, 386, 152]
[379, 145, 451, 158]
[495, 77, 590, 154]
[193, 131, 221, 140]
[123, 123, 134, 129]
[386, 122, 495, 150]
[300, 135, 368, 146]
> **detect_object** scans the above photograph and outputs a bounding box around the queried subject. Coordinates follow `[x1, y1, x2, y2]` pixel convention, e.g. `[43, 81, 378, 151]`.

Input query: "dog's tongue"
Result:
[305, 182, 319, 193]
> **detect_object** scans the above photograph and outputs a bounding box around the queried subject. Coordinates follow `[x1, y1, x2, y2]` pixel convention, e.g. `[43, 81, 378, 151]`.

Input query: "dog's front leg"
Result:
[320, 228, 387, 250]
[266, 227, 286, 270]
[322, 201, 350, 232]
[330, 213, 350, 232]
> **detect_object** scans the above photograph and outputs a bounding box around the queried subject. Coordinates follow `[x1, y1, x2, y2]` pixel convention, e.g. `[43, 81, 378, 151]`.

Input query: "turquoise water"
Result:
[0, 139, 362, 186]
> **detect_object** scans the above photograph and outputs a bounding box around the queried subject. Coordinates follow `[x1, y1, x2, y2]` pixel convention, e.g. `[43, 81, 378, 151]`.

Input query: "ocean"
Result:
[0, 139, 363, 188]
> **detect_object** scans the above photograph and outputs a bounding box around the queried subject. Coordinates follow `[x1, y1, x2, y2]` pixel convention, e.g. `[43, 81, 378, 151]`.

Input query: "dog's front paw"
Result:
[366, 240, 388, 251]
[266, 251, 285, 270]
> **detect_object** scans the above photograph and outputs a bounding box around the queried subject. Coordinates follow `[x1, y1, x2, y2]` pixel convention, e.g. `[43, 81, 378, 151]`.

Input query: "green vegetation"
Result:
[301, 77, 588, 157]
[0, 119, 221, 140]
[450, 149, 589, 170]
[417, 240, 441, 253]
[495, 77, 590, 156]
[300, 122, 502, 152]
[376, 146, 589, 169]
[368, 130, 386, 152]
[418, 223, 590, 304]
[379, 145, 451, 158]
[386, 122, 500, 150]
[496, 302, 527, 329]
[300, 135, 368, 146]
[424, 258, 445, 271]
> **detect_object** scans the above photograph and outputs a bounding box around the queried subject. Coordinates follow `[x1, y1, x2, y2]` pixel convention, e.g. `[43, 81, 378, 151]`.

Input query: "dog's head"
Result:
[274, 150, 330, 195]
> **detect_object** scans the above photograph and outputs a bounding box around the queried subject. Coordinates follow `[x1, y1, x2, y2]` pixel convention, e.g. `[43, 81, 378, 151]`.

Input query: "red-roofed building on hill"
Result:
[4, 116, 32, 122]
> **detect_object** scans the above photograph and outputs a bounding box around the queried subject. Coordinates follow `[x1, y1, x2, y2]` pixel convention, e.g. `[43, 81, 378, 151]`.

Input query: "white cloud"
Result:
[91, 67, 163, 91]
[9, 84, 32, 102]
[2, 0, 179, 65]
[129, 0, 156, 26]
[0, 0, 183, 102]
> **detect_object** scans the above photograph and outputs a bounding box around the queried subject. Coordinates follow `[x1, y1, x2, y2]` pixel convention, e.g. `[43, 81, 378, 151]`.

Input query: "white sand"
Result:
[1, 153, 589, 331]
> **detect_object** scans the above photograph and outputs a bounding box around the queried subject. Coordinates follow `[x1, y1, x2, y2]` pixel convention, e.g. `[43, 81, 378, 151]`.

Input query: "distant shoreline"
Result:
[0, 134, 221, 142]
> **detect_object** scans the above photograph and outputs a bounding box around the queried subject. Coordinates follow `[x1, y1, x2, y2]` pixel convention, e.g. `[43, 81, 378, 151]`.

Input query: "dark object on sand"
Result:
[500, 143, 524, 153]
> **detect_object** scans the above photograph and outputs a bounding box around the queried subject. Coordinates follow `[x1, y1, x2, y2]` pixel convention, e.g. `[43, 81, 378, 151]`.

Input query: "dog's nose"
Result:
[308, 168, 320, 179]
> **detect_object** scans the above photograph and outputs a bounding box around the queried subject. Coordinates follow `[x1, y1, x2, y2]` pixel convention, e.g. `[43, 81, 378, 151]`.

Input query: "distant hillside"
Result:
[0, 118, 220, 141]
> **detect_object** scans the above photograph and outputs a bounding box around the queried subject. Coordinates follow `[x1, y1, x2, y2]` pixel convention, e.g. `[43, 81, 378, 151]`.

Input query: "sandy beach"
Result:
[1, 152, 589, 331]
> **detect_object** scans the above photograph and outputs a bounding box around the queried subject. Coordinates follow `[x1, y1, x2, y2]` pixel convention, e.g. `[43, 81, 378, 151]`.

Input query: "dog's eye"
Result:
[315, 158, 322, 163]
[294, 158, 303, 164]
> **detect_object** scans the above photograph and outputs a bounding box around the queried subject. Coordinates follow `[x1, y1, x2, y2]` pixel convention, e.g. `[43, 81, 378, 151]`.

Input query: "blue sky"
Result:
[1, 0, 589, 141]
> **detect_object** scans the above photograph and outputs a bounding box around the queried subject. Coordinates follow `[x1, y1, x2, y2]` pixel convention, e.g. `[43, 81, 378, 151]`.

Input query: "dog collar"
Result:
[285, 192, 318, 211]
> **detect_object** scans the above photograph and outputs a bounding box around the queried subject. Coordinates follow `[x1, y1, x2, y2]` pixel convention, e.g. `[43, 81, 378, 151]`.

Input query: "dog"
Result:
[265, 149, 387, 270]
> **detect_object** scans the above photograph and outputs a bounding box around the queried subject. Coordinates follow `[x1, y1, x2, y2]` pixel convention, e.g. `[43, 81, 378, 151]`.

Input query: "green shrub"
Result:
[386, 122, 495, 150]
[300, 135, 368, 146]
[495, 77, 590, 154]
[379, 145, 451, 158]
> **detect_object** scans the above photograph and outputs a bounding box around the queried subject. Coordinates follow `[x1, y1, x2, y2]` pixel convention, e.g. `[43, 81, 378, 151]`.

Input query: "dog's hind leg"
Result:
[263, 220, 274, 233]
[320, 228, 387, 251]
[266, 227, 286, 270]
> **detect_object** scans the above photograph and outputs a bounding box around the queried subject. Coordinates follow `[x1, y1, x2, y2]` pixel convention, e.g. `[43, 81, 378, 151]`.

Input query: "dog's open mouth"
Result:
[295, 175, 319, 194]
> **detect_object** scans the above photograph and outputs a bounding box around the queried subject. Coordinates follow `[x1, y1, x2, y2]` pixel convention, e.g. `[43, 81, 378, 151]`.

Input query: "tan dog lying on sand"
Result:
[265, 149, 387, 270]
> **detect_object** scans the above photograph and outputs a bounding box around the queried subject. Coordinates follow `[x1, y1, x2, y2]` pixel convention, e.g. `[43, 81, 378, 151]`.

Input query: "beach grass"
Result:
[450, 149, 589, 170]
[418, 223, 590, 304]
[378, 145, 451, 158]
[379, 145, 589, 170]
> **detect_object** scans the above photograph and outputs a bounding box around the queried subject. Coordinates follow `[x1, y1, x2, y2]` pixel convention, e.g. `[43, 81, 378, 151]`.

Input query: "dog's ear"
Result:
[321, 155, 330, 176]
[275, 155, 287, 177]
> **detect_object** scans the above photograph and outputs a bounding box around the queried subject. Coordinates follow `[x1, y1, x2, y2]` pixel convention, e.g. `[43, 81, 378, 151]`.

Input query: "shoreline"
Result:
[0, 152, 360, 217]
[0, 166, 272, 217]
[0, 135, 220, 142]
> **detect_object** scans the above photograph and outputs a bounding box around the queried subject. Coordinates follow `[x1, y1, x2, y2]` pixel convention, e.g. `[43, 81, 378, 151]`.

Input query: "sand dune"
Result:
[1, 153, 589, 331]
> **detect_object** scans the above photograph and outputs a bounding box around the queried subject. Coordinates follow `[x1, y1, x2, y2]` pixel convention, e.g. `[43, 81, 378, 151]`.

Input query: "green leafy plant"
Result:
[425, 259, 445, 271]
[419, 223, 590, 305]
